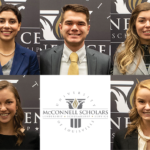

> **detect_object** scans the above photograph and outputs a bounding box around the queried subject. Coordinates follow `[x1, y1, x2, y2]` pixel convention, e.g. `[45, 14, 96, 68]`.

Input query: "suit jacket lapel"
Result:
[51, 45, 63, 75]
[128, 131, 138, 149]
[10, 43, 25, 75]
[148, 66, 150, 74]
[0, 64, 3, 75]
[133, 49, 148, 75]
[86, 47, 96, 75]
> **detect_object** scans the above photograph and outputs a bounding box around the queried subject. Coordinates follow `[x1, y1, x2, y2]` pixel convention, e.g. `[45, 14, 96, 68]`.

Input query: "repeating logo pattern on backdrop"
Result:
[40, 10, 62, 41]
[2, 0, 27, 11]
[114, 0, 149, 14]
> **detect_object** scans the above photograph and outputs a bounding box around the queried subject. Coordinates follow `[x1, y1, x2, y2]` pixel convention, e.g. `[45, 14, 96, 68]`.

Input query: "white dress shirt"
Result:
[138, 126, 150, 150]
[60, 44, 88, 75]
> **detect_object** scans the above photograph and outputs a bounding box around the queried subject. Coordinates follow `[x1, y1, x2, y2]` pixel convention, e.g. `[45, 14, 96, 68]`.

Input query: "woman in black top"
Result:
[0, 81, 39, 150]
[113, 79, 150, 150]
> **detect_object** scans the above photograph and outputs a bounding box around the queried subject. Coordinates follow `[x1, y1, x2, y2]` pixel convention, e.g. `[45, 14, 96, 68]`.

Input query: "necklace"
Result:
[0, 50, 15, 57]
[141, 44, 150, 51]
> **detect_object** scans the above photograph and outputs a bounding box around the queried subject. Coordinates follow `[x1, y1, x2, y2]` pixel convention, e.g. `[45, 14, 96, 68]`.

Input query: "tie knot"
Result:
[70, 52, 78, 63]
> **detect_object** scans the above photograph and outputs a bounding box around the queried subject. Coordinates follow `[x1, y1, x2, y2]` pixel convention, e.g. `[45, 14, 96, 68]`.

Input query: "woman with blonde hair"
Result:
[0, 81, 39, 149]
[113, 2, 150, 75]
[113, 79, 150, 150]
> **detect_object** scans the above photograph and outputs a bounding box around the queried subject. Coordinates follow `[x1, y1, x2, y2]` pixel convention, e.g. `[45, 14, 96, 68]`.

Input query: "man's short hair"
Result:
[61, 4, 90, 24]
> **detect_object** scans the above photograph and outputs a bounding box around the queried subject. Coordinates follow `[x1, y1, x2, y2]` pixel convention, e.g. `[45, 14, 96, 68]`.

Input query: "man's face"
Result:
[59, 10, 90, 49]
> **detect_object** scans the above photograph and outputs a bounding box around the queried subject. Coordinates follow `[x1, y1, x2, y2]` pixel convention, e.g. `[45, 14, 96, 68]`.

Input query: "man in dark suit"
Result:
[40, 4, 111, 75]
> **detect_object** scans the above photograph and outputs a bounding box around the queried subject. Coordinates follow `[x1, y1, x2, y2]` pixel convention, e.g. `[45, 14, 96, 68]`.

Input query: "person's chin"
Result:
[0, 119, 10, 124]
[1, 37, 14, 42]
[68, 38, 81, 42]
[69, 41, 82, 46]
[142, 115, 150, 121]
[141, 36, 150, 40]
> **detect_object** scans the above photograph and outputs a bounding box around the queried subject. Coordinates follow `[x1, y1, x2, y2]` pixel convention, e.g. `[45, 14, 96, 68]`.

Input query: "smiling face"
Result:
[59, 10, 90, 50]
[0, 10, 21, 42]
[135, 88, 150, 123]
[135, 10, 150, 45]
[0, 88, 17, 125]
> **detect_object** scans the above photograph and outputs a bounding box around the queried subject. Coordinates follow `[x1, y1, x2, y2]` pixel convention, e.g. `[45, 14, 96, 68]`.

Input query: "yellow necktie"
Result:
[68, 52, 79, 75]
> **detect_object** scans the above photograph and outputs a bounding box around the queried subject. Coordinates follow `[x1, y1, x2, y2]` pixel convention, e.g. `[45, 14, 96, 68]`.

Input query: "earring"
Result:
[15, 111, 18, 117]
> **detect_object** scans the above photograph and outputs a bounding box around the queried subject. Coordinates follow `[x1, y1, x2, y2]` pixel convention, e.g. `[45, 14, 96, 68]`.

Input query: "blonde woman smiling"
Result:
[113, 2, 150, 75]
[114, 79, 150, 150]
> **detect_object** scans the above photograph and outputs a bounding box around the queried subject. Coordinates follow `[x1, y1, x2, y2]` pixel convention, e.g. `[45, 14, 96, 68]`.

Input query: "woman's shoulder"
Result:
[114, 128, 128, 140]
[21, 130, 39, 149]
[114, 128, 138, 140]
[24, 130, 39, 139]
[113, 128, 138, 150]
[15, 42, 37, 56]
[116, 43, 126, 53]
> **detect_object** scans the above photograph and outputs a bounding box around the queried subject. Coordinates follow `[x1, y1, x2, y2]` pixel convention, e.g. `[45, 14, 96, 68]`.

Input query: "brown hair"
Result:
[0, 81, 24, 146]
[61, 4, 90, 24]
[115, 2, 150, 74]
[125, 79, 150, 137]
[0, 4, 22, 23]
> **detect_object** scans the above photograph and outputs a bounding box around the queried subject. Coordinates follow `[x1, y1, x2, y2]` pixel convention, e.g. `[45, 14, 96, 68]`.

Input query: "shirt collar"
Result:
[63, 44, 86, 63]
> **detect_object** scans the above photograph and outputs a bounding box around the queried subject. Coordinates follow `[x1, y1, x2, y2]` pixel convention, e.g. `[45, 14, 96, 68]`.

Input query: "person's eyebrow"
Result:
[78, 21, 86, 24]
[137, 98, 145, 101]
[65, 20, 72, 23]
[137, 17, 146, 19]
[0, 17, 17, 20]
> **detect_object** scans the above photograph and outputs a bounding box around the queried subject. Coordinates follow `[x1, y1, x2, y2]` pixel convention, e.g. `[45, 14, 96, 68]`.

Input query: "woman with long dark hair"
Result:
[113, 2, 150, 75]
[0, 4, 39, 75]
[113, 79, 150, 150]
[0, 81, 39, 149]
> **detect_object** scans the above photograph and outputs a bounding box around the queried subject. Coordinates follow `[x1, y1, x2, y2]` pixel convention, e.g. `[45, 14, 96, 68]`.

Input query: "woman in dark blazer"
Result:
[0, 81, 39, 149]
[113, 79, 150, 150]
[0, 4, 39, 75]
[113, 2, 150, 75]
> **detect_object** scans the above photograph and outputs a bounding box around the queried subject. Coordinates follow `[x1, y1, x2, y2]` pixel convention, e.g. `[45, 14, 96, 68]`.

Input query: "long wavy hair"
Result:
[0, 81, 24, 146]
[125, 79, 150, 137]
[115, 2, 150, 74]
